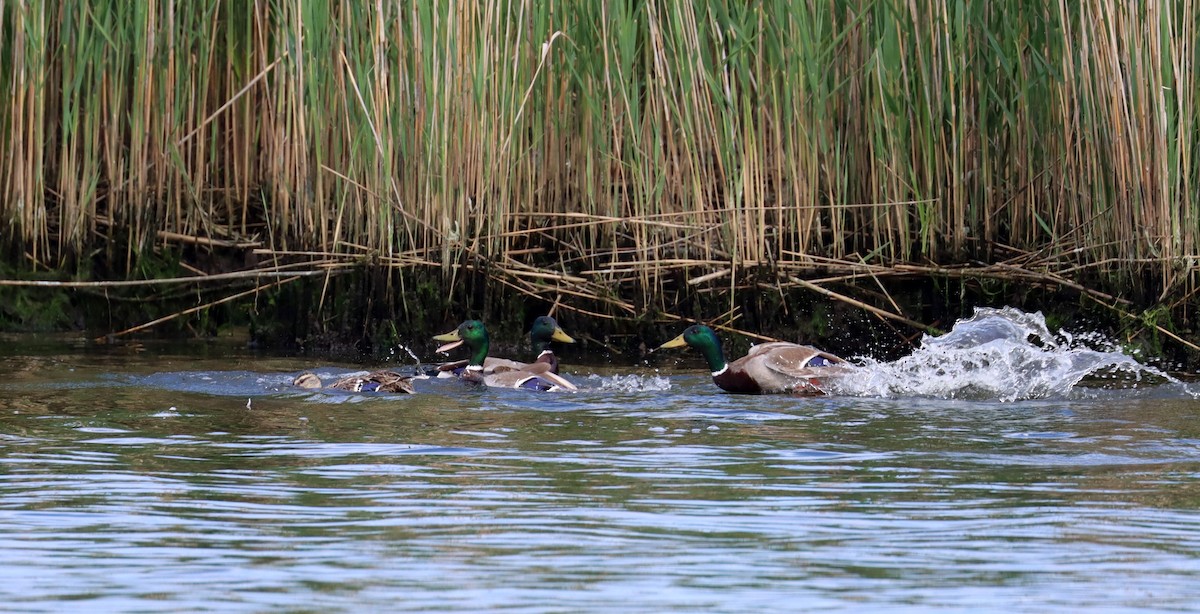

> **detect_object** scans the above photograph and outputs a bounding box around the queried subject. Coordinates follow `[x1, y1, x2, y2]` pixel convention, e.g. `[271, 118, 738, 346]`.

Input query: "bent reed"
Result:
[0, 1, 1196, 342]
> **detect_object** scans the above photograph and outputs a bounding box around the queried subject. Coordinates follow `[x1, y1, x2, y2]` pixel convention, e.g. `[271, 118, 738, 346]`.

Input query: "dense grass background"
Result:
[0, 1, 1196, 339]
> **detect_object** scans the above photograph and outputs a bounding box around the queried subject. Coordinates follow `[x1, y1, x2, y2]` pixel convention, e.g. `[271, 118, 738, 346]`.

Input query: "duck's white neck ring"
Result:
[537, 349, 552, 357]
[467, 365, 484, 372]
[711, 365, 728, 377]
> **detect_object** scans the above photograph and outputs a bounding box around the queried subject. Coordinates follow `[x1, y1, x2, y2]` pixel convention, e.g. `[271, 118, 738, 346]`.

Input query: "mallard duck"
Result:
[655, 324, 847, 394]
[433, 315, 574, 377]
[293, 371, 415, 394]
[433, 320, 578, 391]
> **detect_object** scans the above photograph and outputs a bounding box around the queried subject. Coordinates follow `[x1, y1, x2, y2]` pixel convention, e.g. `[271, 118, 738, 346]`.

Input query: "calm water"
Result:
[3, 323, 1200, 612]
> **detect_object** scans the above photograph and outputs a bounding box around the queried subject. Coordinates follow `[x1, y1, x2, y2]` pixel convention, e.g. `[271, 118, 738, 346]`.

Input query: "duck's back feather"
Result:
[295, 370, 415, 394]
[719, 343, 847, 394]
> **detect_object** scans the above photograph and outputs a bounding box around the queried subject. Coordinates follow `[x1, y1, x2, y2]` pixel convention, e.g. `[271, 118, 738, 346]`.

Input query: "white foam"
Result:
[584, 373, 673, 392]
[825, 307, 1176, 402]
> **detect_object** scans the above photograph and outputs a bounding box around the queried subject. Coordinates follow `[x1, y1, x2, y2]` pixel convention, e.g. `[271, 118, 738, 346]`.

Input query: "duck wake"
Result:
[583, 372, 673, 392]
[824, 307, 1191, 402]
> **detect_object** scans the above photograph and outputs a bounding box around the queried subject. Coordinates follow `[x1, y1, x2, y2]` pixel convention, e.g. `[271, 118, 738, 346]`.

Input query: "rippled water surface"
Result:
[4, 322, 1200, 612]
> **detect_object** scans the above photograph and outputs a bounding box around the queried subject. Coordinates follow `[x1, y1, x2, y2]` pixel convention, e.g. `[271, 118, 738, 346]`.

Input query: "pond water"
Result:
[2, 309, 1200, 612]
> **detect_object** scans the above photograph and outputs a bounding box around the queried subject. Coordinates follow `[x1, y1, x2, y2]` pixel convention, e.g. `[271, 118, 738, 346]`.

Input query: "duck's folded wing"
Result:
[485, 366, 578, 391]
[759, 345, 845, 378]
[327, 370, 415, 393]
[437, 357, 530, 376]
[367, 371, 416, 393]
[484, 357, 530, 373]
[530, 369, 577, 392]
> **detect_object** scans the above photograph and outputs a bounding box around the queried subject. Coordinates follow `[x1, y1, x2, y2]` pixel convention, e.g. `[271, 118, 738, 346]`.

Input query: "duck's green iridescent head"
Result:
[529, 316, 575, 352]
[434, 320, 490, 366]
[656, 324, 727, 372]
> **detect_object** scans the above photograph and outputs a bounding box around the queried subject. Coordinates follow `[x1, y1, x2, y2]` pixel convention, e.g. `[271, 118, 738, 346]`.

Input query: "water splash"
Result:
[384, 344, 423, 365]
[583, 373, 673, 392]
[826, 307, 1178, 402]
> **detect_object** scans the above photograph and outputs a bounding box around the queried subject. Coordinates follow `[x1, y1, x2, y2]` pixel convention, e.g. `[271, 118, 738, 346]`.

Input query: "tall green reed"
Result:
[0, 0, 1194, 316]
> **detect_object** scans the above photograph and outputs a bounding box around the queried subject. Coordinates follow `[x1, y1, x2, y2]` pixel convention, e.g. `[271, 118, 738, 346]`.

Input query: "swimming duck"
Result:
[433, 315, 575, 377]
[433, 320, 578, 391]
[292, 371, 415, 394]
[655, 324, 847, 394]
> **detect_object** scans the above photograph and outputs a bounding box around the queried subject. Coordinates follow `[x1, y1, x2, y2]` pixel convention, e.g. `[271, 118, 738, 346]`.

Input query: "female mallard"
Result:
[433, 315, 575, 377]
[292, 371, 415, 394]
[655, 324, 846, 394]
[433, 320, 577, 391]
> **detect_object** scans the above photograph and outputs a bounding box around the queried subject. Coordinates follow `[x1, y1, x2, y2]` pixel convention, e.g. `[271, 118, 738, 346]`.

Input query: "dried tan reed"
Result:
[0, 1, 1195, 342]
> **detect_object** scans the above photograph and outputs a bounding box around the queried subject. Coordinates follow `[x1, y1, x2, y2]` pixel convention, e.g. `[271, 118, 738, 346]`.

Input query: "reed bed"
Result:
[0, 1, 1196, 338]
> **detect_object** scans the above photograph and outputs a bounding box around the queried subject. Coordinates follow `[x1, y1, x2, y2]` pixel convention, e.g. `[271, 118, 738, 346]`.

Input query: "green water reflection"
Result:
[1, 338, 1199, 612]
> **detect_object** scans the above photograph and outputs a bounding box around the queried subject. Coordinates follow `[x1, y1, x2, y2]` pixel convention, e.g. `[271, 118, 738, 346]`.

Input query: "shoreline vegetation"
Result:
[0, 2, 1197, 361]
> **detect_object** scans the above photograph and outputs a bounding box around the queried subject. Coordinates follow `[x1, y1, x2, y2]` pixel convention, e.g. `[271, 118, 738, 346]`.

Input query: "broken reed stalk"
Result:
[784, 277, 936, 334]
[96, 275, 305, 342]
[0, 268, 343, 288]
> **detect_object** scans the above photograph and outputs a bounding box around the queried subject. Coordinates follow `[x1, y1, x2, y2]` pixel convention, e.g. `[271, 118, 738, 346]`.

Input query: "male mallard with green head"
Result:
[434, 320, 577, 391]
[433, 315, 575, 377]
[656, 324, 846, 394]
[292, 371, 416, 394]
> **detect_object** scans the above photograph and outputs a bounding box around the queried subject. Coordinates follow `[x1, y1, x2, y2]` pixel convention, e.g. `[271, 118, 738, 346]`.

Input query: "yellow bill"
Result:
[655, 332, 688, 351]
[433, 328, 463, 353]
